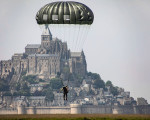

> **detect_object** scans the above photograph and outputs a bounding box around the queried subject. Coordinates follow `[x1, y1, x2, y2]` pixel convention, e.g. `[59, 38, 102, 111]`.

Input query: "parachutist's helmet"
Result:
[36, 1, 94, 25]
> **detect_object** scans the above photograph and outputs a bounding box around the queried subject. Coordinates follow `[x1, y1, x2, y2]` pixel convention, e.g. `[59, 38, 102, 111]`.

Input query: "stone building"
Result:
[29, 84, 44, 93]
[0, 60, 12, 78]
[137, 97, 148, 105]
[0, 26, 87, 80]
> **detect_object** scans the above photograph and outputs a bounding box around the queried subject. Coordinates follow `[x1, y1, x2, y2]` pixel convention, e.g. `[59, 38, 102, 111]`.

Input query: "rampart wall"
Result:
[0, 104, 150, 114]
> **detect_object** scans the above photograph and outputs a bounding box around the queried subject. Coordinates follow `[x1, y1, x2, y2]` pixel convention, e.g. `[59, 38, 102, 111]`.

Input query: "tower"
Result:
[41, 25, 52, 49]
[81, 50, 87, 76]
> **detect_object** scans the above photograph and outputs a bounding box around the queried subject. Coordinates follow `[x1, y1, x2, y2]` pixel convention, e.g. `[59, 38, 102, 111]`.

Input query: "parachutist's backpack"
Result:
[63, 87, 68, 93]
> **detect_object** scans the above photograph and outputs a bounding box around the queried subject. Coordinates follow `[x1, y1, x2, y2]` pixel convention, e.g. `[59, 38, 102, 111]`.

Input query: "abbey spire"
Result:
[41, 25, 52, 49]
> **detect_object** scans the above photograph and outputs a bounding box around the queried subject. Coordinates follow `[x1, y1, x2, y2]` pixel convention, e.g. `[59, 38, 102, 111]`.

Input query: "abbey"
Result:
[0, 26, 87, 80]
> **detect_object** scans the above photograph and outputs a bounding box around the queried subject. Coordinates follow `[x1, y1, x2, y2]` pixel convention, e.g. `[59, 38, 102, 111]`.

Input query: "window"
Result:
[43, 37, 47, 40]
[43, 14, 48, 21]
[64, 15, 70, 21]
[52, 15, 58, 20]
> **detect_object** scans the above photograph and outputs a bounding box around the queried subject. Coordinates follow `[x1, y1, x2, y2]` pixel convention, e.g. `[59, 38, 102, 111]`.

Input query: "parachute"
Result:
[36, 1, 94, 51]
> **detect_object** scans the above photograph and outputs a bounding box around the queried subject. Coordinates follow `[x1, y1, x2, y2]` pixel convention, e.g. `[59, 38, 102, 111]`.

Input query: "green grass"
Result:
[0, 114, 150, 120]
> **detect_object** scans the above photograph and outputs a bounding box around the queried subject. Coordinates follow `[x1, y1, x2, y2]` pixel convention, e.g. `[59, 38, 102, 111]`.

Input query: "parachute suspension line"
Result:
[62, 24, 65, 43]
[74, 25, 81, 51]
[76, 25, 83, 51]
[76, 25, 82, 51]
[67, 25, 70, 49]
[55, 24, 57, 38]
[69, 25, 71, 49]
[64, 24, 66, 42]
[69, 25, 73, 51]
[73, 25, 76, 51]
[64, 24, 66, 46]
[77, 25, 86, 52]
[71, 24, 75, 51]
[68, 25, 71, 50]
[57, 24, 59, 38]
[80, 25, 89, 51]
[60, 24, 62, 41]
[50, 24, 54, 38]
[51, 24, 54, 37]
[82, 25, 91, 49]
[66, 24, 69, 45]
[72, 25, 77, 51]
[57, 24, 59, 39]
[59, 24, 61, 41]
[59, 24, 61, 39]
[81, 25, 89, 50]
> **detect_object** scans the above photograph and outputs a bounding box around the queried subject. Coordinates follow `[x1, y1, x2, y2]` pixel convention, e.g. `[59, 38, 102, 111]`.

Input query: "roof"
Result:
[29, 84, 43, 87]
[13, 53, 23, 56]
[28, 54, 59, 57]
[15, 96, 26, 101]
[71, 52, 81, 57]
[29, 96, 46, 100]
[117, 95, 123, 98]
[25, 44, 41, 49]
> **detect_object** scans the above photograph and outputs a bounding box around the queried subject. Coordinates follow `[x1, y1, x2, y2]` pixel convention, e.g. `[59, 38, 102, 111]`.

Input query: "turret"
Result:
[41, 25, 52, 49]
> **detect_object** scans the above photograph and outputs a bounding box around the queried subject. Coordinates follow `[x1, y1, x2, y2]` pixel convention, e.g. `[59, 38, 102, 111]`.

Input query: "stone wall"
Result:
[0, 109, 17, 114]
[113, 105, 134, 114]
[0, 104, 150, 114]
[81, 105, 112, 114]
[113, 105, 150, 114]
[133, 105, 150, 114]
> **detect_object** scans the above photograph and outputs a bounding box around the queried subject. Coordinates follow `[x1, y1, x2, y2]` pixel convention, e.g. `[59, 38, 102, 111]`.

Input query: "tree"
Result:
[3, 91, 12, 96]
[39, 79, 45, 82]
[19, 82, 30, 96]
[21, 70, 27, 76]
[43, 88, 54, 101]
[87, 72, 101, 80]
[105, 80, 119, 96]
[22, 75, 37, 84]
[33, 90, 43, 96]
[75, 74, 83, 84]
[68, 73, 74, 81]
[93, 79, 105, 89]
[87, 89, 95, 95]
[111, 87, 119, 96]
[87, 72, 105, 89]
[105, 80, 113, 87]
[56, 72, 61, 78]
[50, 78, 63, 90]
[0, 79, 9, 91]
[15, 83, 20, 91]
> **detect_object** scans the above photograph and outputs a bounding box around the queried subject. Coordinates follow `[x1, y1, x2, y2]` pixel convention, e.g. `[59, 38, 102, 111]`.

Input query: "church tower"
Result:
[41, 25, 52, 49]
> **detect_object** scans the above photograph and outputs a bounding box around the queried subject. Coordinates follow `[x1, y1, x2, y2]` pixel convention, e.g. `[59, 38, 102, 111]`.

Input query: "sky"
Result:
[0, 0, 150, 103]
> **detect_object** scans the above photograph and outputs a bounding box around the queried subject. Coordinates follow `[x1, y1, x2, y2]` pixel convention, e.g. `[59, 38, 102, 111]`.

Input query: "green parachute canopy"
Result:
[36, 1, 94, 25]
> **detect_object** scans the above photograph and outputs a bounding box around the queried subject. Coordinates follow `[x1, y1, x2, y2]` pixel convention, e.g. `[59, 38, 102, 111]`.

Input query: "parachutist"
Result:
[60, 86, 68, 101]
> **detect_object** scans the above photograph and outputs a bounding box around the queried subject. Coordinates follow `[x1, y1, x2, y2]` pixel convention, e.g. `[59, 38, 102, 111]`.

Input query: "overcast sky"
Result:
[0, 0, 150, 103]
